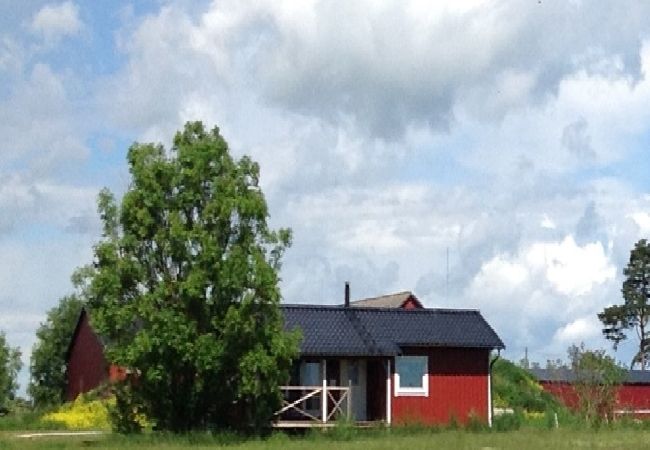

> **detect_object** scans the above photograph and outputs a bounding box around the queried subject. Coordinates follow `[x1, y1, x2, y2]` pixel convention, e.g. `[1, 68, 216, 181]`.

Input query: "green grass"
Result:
[3, 427, 650, 449]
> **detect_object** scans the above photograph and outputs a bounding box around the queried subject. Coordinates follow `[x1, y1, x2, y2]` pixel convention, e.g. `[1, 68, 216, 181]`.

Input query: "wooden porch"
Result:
[273, 358, 393, 428]
[274, 385, 350, 427]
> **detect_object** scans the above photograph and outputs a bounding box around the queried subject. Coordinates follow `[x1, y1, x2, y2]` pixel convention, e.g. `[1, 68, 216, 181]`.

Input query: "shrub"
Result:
[41, 394, 112, 430]
[466, 411, 488, 432]
[492, 359, 560, 412]
[492, 411, 522, 432]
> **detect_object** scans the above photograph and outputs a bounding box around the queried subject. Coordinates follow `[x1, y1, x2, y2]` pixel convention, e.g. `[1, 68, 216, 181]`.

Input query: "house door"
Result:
[341, 359, 367, 421]
[300, 361, 322, 418]
[366, 359, 386, 421]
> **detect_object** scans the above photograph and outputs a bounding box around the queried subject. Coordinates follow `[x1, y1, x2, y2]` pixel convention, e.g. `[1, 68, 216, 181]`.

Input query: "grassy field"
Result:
[2, 428, 650, 449]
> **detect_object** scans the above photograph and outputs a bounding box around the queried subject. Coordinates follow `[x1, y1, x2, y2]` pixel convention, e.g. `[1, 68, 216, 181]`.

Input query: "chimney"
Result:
[344, 282, 350, 307]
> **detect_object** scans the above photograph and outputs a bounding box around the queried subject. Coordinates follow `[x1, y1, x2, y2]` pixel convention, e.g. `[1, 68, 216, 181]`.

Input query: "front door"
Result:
[341, 359, 367, 421]
[300, 361, 322, 417]
[366, 359, 387, 421]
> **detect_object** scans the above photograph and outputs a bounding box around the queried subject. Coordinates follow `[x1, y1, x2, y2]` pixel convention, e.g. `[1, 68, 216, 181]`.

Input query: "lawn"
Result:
[2, 428, 650, 449]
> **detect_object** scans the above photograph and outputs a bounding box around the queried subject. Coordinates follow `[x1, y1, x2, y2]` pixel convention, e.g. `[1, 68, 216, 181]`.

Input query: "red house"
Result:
[531, 368, 650, 418]
[66, 291, 504, 427]
[349, 291, 423, 309]
[279, 297, 504, 427]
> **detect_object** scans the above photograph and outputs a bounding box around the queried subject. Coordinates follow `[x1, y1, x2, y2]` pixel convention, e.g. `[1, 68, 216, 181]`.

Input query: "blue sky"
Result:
[2, 0, 650, 394]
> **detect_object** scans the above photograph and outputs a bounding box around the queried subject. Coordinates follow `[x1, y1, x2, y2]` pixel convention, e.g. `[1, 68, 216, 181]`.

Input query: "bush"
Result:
[41, 394, 113, 430]
[492, 359, 560, 412]
[492, 411, 523, 432]
[466, 411, 488, 432]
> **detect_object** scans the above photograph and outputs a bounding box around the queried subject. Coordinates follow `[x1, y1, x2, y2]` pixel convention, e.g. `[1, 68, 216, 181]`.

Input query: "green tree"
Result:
[0, 331, 21, 413]
[87, 121, 299, 433]
[28, 294, 84, 407]
[567, 343, 625, 425]
[598, 239, 650, 369]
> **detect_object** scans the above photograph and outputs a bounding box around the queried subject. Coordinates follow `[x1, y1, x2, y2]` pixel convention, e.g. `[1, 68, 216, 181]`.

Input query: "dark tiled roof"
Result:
[349, 291, 421, 308]
[530, 368, 650, 384]
[529, 368, 576, 383]
[281, 305, 505, 357]
[626, 370, 650, 384]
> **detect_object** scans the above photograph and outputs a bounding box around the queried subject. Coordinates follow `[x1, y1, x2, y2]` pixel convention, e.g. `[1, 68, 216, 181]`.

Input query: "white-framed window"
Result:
[394, 355, 429, 397]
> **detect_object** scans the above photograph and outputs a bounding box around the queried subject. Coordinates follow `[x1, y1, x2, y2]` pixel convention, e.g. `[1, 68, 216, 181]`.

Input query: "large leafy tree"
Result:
[29, 294, 84, 407]
[87, 121, 299, 432]
[598, 239, 650, 369]
[0, 331, 21, 413]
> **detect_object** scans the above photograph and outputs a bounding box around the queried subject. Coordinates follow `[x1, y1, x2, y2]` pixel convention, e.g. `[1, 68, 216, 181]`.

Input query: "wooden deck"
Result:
[274, 420, 385, 429]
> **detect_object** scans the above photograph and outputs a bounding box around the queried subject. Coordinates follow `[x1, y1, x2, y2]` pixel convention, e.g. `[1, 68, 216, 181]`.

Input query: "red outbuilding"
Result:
[65, 309, 125, 401]
[531, 368, 650, 418]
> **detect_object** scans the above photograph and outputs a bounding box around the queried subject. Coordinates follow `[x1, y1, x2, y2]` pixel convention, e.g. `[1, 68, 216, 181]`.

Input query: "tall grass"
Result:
[4, 428, 650, 450]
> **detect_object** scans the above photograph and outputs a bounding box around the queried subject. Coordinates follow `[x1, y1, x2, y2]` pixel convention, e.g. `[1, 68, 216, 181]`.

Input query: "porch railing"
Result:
[275, 385, 351, 423]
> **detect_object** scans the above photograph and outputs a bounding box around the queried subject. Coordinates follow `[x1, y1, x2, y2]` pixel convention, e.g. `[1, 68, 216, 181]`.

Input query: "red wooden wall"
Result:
[391, 347, 490, 425]
[540, 381, 650, 418]
[401, 297, 421, 309]
[66, 311, 109, 401]
[617, 385, 650, 413]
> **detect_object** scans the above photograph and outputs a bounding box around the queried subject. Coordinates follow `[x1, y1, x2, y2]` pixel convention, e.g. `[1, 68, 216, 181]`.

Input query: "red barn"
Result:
[65, 309, 126, 401]
[66, 291, 504, 427]
[531, 368, 650, 418]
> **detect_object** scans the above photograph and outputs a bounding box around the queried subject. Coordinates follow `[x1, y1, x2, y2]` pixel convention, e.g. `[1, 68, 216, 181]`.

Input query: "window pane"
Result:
[397, 356, 426, 388]
[302, 362, 320, 385]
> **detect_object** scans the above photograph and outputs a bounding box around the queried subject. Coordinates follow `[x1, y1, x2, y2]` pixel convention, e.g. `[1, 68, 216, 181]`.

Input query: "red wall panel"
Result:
[402, 298, 420, 309]
[66, 312, 109, 401]
[391, 347, 490, 425]
[541, 381, 650, 417]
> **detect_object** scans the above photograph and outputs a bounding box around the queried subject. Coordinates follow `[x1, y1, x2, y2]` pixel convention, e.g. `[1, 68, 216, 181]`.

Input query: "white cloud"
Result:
[526, 236, 616, 297]
[4, 0, 650, 390]
[629, 212, 650, 235]
[0, 63, 88, 169]
[552, 316, 601, 346]
[30, 1, 83, 43]
[541, 214, 556, 230]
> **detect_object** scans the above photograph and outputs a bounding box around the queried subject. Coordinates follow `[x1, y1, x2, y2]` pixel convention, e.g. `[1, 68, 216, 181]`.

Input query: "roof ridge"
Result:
[358, 290, 411, 298]
[280, 303, 480, 313]
[345, 309, 382, 355]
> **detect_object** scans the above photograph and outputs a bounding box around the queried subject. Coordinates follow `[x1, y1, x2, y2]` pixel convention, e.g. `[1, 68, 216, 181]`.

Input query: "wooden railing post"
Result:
[322, 359, 328, 423]
[347, 379, 352, 419]
[386, 358, 392, 425]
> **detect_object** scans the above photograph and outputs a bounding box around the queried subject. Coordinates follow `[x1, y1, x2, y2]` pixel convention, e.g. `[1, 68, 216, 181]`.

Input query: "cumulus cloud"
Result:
[526, 236, 615, 297]
[30, 1, 83, 43]
[4, 0, 650, 391]
[252, 0, 649, 138]
[562, 118, 595, 160]
[552, 316, 602, 346]
[0, 63, 89, 172]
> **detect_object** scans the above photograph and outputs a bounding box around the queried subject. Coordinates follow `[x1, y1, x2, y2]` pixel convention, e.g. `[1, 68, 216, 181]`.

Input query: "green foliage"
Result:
[599, 239, 650, 369]
[86, 121, 300, 433]
[41, 393, 112, 430]
[0, 331, 21, 413]
[109, 384, 147, 434]
[492, 411, 523, 432]
[567, 343, 625, 425]
[492, 358, 560, 412]
[28, 294, 85, 408]
[466, 411, 488, 432]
